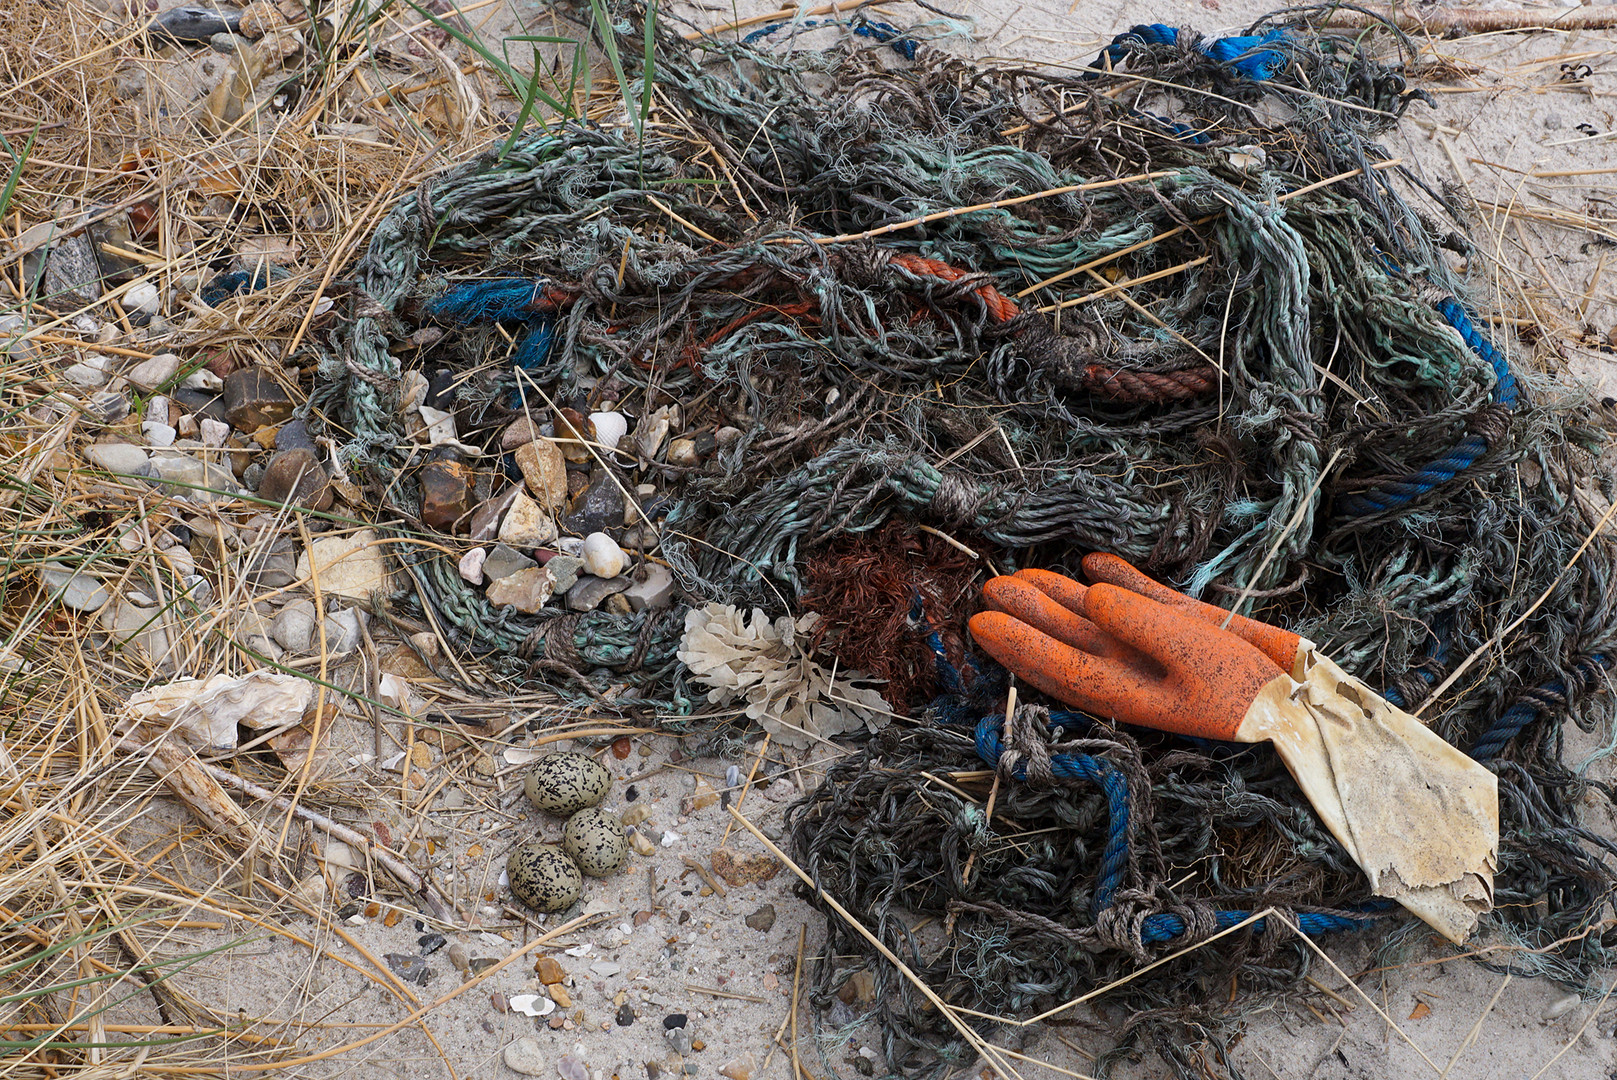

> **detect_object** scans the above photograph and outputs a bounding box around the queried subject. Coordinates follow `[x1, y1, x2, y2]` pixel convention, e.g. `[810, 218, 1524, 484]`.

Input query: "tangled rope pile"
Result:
[314, 8, 1617, 1076]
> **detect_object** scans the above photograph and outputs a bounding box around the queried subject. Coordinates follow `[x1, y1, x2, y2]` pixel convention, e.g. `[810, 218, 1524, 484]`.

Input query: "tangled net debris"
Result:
[316, 8, 1617, 1076]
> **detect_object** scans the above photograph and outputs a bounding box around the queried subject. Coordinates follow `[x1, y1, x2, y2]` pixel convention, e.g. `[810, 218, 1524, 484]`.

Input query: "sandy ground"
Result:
[69, 1, 1617, 1079]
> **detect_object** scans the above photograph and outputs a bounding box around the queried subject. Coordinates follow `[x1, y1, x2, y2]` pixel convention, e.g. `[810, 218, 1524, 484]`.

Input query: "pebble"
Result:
[629, 830, 656, 857]
[665, 1027, 693, 1056]
[469, 486, 521, 541]
[663, 1014, 687, 1030]
[481, 543, 534, 583]
[417, 932, 448, 954]
[223, 368, 294, 431]
[39, 563, 110, 612]
[84, 441, 149, 474]
[558, 1054, 589, 1080]
[566, 575, 631, 613]
[555, 409, 596, 463]
[141, 421, 177, 446]
[545, 555, 585, 594]
[257, 447, 331, 510]
[503, 1037, 547, 1076]
[458, 547, 487, 584]
[46, 234, 102, 306]
[625, 564, 676, 611]
[383, 953, 430, 986]
[448, 943, 469, 972]
[295, 528, 389, 600]
[666, 438, 699, 467]
[744, 904, 776, 932]
[86, 391, 131, 424]
[270, 598, 316, 653]
[616, 1003, 636, 1026]
[419, 458, 476, 532]
[148, 3, 241, 42]
[499, 489, 559, 547]
[590, 411, 628, 450]
[125, 281, 161, 314]
[535, 956, 566, 984]
[516, 439, 570, 514]
[710, 846, 781, 886]
[152, 454, 238, 501]
[146, 396, 170, 426]
[564, 473, 625, 535]
[199, 418, 230, 448]
[581, 532, 626, 579]
[65, 361, 109, 387]
[485, 566, 556, 614]
[718, 1054, 756, 1080]
[1544, 992, 1581, 1021]
[321, 607, 365, 655]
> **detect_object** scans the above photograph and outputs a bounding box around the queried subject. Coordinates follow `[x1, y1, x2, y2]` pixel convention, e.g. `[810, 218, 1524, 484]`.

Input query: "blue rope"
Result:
[424, 279, 557, 402]
[1140, 907, 1383, 943]
[1334, 295, 1519, 517]
[972, 715, 1131, 914]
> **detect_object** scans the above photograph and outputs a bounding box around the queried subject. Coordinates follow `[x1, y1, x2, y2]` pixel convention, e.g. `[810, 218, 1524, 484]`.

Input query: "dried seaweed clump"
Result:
[678, 603, 891, 747]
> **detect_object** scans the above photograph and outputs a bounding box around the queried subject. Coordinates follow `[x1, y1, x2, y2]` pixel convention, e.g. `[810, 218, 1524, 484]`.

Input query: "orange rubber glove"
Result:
[970, 560, 1499, 945]
[974, 579, 1281, 741]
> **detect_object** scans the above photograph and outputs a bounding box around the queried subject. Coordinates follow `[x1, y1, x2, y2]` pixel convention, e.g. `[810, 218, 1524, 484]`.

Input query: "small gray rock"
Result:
[270, 599, 316, 653]
[39, 563, 109, 612]
[322, 607, 365, 655]
[44, 234, 102, 308]
[84, 441, 149, 475]
[566, 574, 631, 613]
[624, 564, 676, 611]
[544, 555, 585, 594]
[85, 392, 131, 425]
[503, 1036, 546, 1076]
[481, 543, 535, 582]
[148, 5, 243, 43]
[744, 904, 776, 932]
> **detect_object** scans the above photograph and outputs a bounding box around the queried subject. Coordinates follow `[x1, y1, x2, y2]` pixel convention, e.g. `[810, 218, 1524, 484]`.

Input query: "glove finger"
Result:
[968, 610, 1168, 723]
[983, 576, 1126, 658]
[1083, 552, 1302, 671]
[1010, 568, 1088, 614]
[1081, 584, 1282, 740]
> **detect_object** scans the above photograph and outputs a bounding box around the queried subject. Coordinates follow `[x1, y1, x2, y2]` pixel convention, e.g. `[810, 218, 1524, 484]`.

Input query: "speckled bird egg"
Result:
[524, 752, 610, 816]
[507, 837, 583, 913]
[562, 807, 627, 877]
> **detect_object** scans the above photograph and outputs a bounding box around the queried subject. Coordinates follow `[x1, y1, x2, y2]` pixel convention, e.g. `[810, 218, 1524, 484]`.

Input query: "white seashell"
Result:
[589, 411, 628, 451]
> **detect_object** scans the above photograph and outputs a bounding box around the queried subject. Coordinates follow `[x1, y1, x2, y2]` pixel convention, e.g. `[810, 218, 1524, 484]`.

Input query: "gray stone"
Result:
[566, 575, 632, 613]
[744, 904, 776, 932]
[563, 472, 625, 536]
[271, 599, 317, 653]
[141, 422, 176, 446]
[85, 392, 131, 424]
[151, 454, 239, 502]
[258, 447, 331, 510]
[148, 4, 242, 43]
[624, 564, 676, 612]
[503, 1037, 546, 1076]
[64, 362, 107, 387]
[44, 233, 102, 308]
[544, 555, 585, 594]
[322, 608, 366, 655]
[239, 549, 297, 589]
[84, 441, 149, 475]
[100, 600, 176, 667]
[159, 545, 196, 580]
[482, 544, 534, 582]
[38, 563, 109, 612]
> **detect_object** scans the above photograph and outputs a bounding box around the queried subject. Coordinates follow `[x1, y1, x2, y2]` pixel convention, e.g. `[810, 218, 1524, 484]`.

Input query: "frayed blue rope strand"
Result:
[743, 17, 918, 59]
[424, 278, 551, 323]
[1090, 24, 1287, 83]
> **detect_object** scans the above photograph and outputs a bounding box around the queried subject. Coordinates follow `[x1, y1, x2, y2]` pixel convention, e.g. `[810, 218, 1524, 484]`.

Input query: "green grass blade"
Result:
[588, 0, 638, 141]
